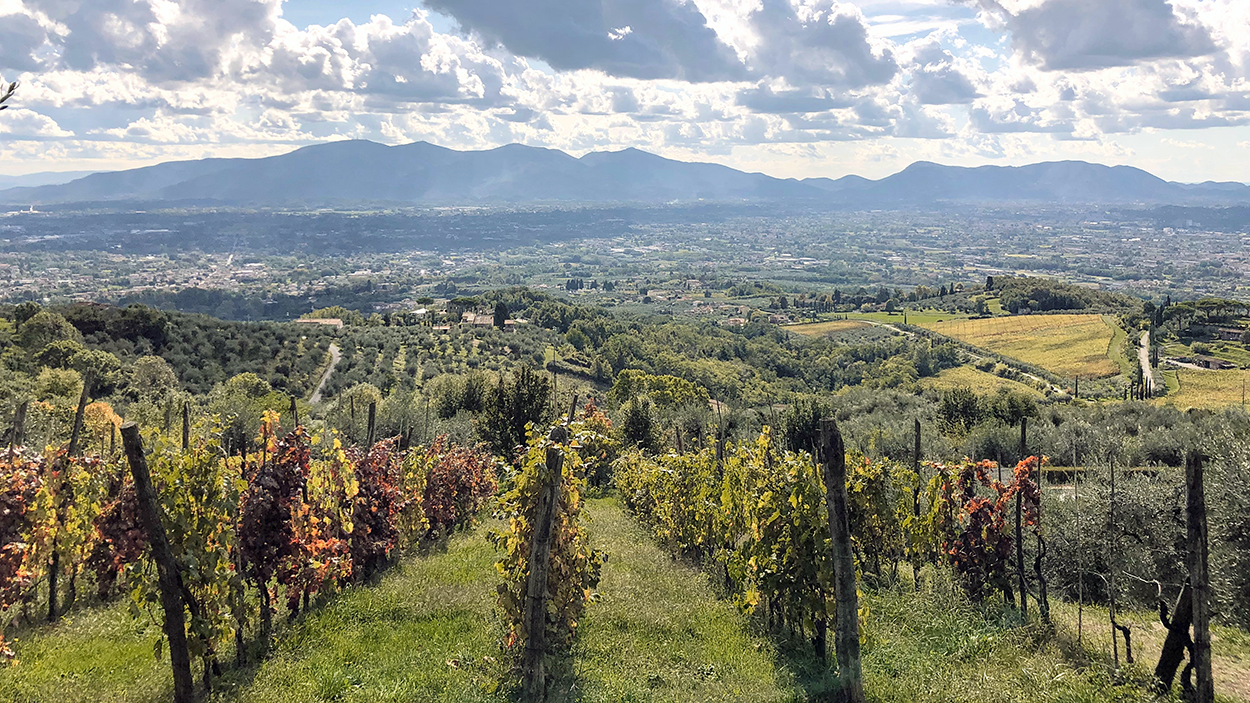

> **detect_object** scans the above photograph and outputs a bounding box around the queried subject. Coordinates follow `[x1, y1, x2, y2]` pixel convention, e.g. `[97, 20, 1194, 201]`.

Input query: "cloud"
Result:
[0, 10, 53, 72]
[0, 107, 73, 138]
[423, 0, 747, 82]
[907, 39, 980, 104]
[975, 0, 1216, 71]
[736, 84, 853, 113]
[21, 0, 281, 82]
[748, 0, 898, 88]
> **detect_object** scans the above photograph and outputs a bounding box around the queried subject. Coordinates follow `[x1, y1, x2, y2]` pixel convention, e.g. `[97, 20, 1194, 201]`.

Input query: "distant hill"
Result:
[0, 170, 98, 190]
[1, 140, 1245, 208]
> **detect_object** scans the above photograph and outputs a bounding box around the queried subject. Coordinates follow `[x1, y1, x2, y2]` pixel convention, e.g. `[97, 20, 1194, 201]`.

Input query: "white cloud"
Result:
[0, 0, 1246, 180]
[0, 107, 72, 138]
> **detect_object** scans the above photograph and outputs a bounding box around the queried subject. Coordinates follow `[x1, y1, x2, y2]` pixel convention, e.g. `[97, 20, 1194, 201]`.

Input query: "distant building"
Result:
[1192, 354, 1236, 370]
[295, 318, 343, 329]
[1216, 328, 1244, 342]
[720, 317, 748, 327]
[768, 314, 790, 324]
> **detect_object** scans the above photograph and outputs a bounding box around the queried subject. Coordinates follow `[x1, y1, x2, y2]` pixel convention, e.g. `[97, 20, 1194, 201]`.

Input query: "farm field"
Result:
[783, 319, 869, 336]
[919, 365, 1045, 397]
[846, 308, 972, 326]
[1156, 367, 1250, 409]
[921, 313, 1120, 378]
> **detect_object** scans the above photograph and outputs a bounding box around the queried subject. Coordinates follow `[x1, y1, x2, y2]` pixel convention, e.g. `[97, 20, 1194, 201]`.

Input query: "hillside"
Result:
[2, 140, 1246, 208]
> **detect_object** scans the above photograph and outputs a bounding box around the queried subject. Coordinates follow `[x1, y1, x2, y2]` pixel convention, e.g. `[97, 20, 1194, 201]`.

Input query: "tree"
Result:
[17, 311, 83, 351]
[0, 80, 15, 111]
[493, 302, 509, 329]
[477, 367, 552, 459]
[13, 301, 40, 325]
[130, 356, 180, 398]
[618, 396, 657, 451]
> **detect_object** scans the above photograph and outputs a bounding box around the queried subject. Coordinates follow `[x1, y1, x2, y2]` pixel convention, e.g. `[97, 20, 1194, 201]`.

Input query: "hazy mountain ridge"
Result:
[2, 140, 1246, 208]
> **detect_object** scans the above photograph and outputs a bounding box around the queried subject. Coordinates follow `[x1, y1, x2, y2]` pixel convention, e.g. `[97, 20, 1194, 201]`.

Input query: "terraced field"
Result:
[918, 365, 1045, 397]
[1158, 367, 1250, 409]
[921, 314, 1120, 378]
[784, 319, 869, 336]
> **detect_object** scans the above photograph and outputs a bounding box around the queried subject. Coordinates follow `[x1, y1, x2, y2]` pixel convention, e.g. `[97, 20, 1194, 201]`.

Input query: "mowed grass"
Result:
[1156, 367, 1250, 410]
[570, 498, 806, 702]
[919, 365, 1045, 397]
[922, 314, 1120, 378]
[784, 320, 869, 337]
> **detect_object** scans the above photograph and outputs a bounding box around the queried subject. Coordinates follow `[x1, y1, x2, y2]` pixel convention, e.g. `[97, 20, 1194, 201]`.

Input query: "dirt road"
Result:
[309, 343, 341, 404]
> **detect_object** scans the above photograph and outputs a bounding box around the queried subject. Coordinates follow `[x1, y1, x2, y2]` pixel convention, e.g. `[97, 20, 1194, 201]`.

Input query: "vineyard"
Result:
[1, 296, 1248, 702]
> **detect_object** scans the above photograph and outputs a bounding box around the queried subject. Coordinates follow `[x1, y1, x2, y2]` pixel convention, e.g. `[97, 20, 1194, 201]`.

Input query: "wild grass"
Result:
[783, 320, 870, 337]
[919, 365, 1046, 397]
[922, 314, 1119, 378]
[1155, 368, 1250, 410]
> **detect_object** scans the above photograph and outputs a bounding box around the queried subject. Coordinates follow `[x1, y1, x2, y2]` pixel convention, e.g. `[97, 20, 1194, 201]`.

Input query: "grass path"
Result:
[566, 497, 805, 702]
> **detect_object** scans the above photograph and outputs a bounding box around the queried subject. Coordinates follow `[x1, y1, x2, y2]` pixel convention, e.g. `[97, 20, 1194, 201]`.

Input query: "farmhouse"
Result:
[1192, 354, 1237, 370]
[1216, 328, 1245, 342]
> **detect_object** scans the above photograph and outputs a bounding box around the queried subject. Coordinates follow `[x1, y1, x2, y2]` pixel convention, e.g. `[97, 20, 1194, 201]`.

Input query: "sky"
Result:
[1, 0, 1248, 182]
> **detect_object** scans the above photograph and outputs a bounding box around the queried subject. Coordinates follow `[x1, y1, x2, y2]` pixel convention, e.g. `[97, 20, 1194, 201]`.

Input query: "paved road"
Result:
[309, 343, 341, 405]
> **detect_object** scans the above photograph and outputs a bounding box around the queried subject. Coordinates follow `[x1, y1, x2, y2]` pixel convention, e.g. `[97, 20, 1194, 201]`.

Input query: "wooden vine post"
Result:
[1015, 417, 1028, 619]
[1186, 450, 1214, 703]
[521, 424, 567, 702]
[10, 399, 27, 449]
[819, 418, 865, 703]
[181, 401, 190, 451]
[120, 422, 194, 703]
[67, 381, 90, 457]
[367, 401, 377, 447]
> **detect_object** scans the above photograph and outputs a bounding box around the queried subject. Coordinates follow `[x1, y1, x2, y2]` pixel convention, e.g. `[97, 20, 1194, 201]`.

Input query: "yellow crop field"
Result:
[1157, 368, 1250, 410]
[921, 314, 1119, 378]
[919, 365, 1045, 397]
[784, 320, 869, 336]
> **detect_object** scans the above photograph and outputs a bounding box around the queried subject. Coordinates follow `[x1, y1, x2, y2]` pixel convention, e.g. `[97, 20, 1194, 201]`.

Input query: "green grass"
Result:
[1106, 316, 1136, 377]
[783, 320, 870, 337]
[847, 309, 970, 326]
[919, 365, 1045, 397]
[569, 497, 806, 702]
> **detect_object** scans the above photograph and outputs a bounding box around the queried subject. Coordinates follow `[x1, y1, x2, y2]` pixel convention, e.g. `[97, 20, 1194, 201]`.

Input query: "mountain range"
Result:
[2, 140, 1246, 208]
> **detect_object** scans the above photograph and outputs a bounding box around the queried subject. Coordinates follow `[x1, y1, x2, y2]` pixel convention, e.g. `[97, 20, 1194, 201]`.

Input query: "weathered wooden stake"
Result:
[819, 418, 865, 703]
[520, 425, 567, 702]
[289, 395, 299, 428]
[1186, 450, 1214, 703]
[67, 381, 90, 457]
[367, 401, 377, 446]
[1016, 417, 1028, 619]
[121, 422, 194, 703]
[10, 400, 27, 449]
[181, 401, 190, 451]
